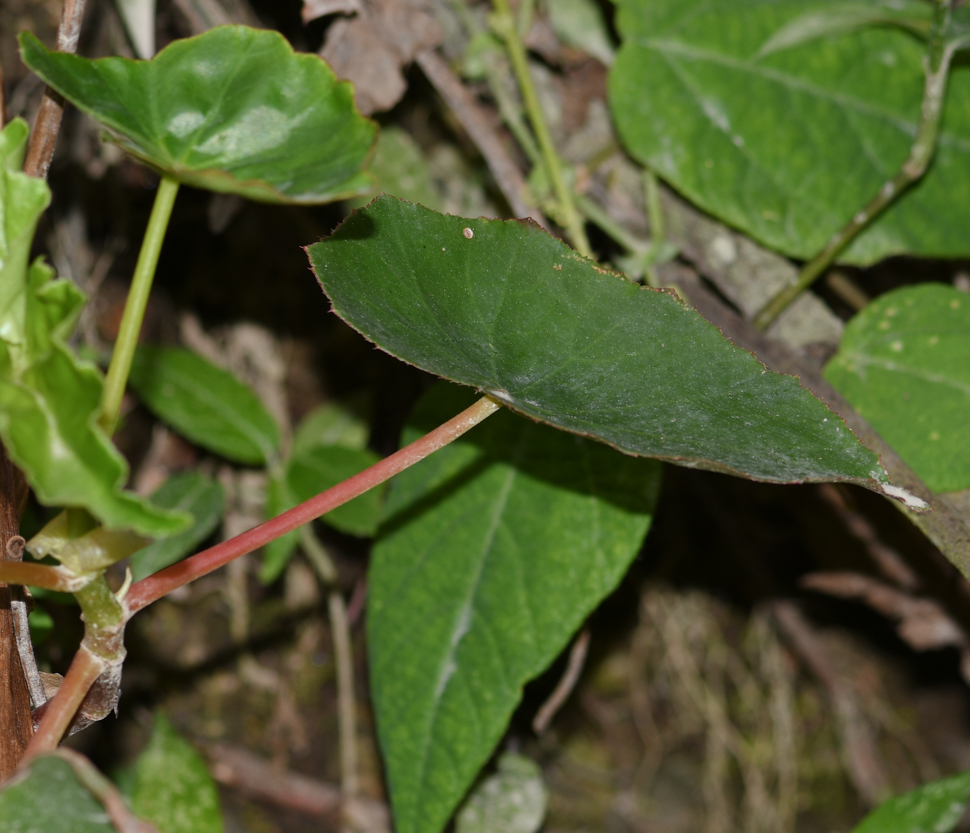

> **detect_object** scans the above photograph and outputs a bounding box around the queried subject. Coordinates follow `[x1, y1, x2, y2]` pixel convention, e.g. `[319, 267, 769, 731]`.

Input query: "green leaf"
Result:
[291, 399, 370, 456]
[851, 769, 970, 833]
[456, 753, 548, 833]
[130, 713, 223, 833]
[347, 126, 444, 212]
[128, 345, 280, 466]
[825, 284, 970, 493]
[543, 0, 616, 66]
[19, 26, 377, 204]
[307, 197, 890, 491]
[260, 442, 382, 583]
[758, 4, 931, 57]
[0, 752, 132, 833]
[130, 472, 225, 582]
[258, 473, 301, 584]
[28, 509, 148, 573]
[0, 119, 185, 537]
[369, 384, 660, 833]
[607, 0, 970, 265]
[288, 445, 383, 536]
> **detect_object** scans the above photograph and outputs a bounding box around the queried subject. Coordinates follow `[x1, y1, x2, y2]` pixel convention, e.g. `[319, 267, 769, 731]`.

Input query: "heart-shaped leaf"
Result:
[825, 284, 970, 493]
[307, 197, 890, 492]
[20, 26, 377, 204]
[609, 0, 970, 265]
[369, 384, 660, 833]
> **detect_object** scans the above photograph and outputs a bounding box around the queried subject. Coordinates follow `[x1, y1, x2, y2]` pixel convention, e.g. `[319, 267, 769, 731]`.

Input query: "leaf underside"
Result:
[369, 384, 660, 833]
[20, 26, 377, 204]
[308, 196, 887, 489]
[609, 0, 970, 265]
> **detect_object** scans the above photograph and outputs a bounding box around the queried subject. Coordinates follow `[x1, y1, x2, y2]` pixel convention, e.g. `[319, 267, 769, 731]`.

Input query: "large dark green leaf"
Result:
[369, 384, 660, 833]
[129, 713, 223, 833]
[20, 26, 376, 204]
[851, 769, 970, 833]
[130, 472, 224, 582]
[128, 346, 279, 466]
[308, 197, 891, 492]
[825, 284, 970, 493]
[0, 120, 184, 537]
[608, 0, 970, 265]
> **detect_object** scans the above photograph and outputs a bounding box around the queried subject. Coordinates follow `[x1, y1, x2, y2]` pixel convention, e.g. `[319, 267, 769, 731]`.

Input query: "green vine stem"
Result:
[753, 0, 955, 330]
[99, 175, 180, 435]
[490, 0, 592, 258]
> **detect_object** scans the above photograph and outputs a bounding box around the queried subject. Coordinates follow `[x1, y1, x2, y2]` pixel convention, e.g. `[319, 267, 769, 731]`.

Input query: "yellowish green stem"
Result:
[490, 0, 592, 258]
[99, 175, 180, 435]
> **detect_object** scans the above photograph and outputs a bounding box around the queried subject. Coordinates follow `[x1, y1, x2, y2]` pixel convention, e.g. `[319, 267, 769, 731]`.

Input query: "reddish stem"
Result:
[22, 646, 102, 761]
[126, 396, 500, 615]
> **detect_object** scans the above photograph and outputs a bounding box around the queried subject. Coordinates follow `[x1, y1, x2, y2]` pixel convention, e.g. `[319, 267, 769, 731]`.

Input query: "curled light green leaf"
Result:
[20, 26, 377, 204]
[0, 120, 185, 537]
[28, 510, 148, 575]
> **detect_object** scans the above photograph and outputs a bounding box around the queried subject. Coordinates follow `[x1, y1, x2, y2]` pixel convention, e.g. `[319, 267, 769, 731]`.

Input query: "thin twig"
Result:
[754, 0, 956, 329]
[300, 527, 358, 800]
[415, 49, 547, 227]
[490, 0, 591, 256]
[126, 396, 501, 614]
[23, 0, 87, 179]
[532, 628, 590, 733]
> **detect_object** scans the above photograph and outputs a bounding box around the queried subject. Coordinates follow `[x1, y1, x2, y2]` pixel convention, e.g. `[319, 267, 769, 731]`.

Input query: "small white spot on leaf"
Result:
[881, 483, 929, 511]
[463, 227, 474, 239]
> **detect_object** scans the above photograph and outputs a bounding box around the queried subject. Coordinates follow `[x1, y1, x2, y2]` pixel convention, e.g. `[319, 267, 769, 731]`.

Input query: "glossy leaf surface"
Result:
[825, 284, 970, 493]
[608, 0, 970, 264]
[129, 346, 279, 466]
[309, 197, 887, 489]
[369, 384, 660, 833]
[129, 713, 224, 833]
[20, 26, 376, 204]
[0, 120, 183, 536]
[130, 472, 225, 582]
[852, 769, 970, 833]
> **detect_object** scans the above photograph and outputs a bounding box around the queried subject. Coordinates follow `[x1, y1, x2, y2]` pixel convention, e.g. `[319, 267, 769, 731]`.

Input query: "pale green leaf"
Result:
[456, 753, 548, 833]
